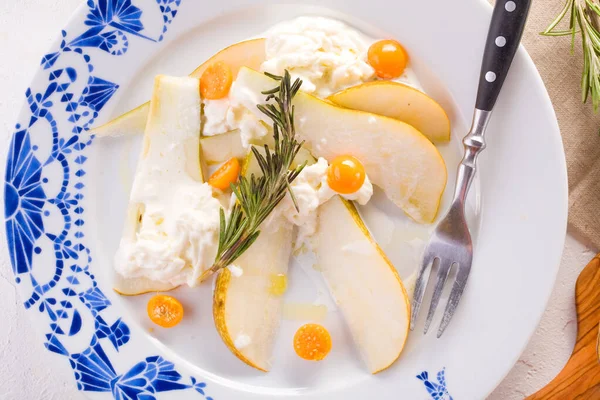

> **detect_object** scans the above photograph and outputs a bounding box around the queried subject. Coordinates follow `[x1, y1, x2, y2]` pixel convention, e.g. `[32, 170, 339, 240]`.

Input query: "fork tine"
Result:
[423, 259, 454, 334]
[410, 253, 436, 331]
[437, 262, 472, 338]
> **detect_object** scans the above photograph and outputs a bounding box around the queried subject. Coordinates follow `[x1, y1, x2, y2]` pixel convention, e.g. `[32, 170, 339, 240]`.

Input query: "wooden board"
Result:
[526, 255, 600, 399]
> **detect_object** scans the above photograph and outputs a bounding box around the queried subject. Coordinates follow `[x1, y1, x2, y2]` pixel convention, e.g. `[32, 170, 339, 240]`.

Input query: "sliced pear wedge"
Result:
[212, 149, 293, 372]
[234, 67, 447, 223]
[213, 219, 293, 372]
[201, 125, 281, 166]
[200, 130, 247, 165]
[113, 75, 205, 295]
[213, 145, 319, 371]
[315, 197, 410, 373]
[328, 81, 451, 143]
[189, 38, 266, 81]
[92, 38, 266, 137]
[114, 274, 177, 296]
[93, 104, 150, 138]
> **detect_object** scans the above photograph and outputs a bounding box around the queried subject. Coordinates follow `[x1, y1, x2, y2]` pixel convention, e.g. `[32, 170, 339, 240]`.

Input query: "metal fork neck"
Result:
[452, 108, 491, 206]
[468, 109, 492, 140]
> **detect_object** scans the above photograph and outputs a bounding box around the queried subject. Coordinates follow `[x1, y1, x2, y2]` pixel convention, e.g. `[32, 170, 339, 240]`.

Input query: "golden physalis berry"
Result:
[327, 155, 366, 194]
[293, 323, 332, 361]
[208, 157, 240, 191]
[147, 294, 184, 328]
[368, 39, 409, 79]
[200, 61, 233, 100]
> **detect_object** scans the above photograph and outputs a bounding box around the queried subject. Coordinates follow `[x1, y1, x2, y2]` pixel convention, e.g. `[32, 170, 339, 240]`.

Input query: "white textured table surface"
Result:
[0, 1, 596, 399]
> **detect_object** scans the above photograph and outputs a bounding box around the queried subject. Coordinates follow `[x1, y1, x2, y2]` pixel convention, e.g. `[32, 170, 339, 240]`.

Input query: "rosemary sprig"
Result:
[199, 70, 306, 281]
[543, 0, 600, 110]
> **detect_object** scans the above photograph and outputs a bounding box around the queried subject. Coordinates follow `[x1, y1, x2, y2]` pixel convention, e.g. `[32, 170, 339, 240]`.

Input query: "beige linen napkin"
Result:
[512, 0, 600, 249]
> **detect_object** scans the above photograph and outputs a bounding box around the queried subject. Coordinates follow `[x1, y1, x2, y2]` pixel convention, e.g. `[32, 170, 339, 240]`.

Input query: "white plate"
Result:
[3, 0, 567, 398]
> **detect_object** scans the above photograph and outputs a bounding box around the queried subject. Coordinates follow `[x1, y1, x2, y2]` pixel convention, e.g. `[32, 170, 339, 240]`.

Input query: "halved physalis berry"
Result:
[327, 155, 366, 194]
[147, 294, 184, 328]
[208, 157, 240, 191]
[293, 323, 332, 361]
[368, 39, 408, 79]
[200, 61, 233, 100]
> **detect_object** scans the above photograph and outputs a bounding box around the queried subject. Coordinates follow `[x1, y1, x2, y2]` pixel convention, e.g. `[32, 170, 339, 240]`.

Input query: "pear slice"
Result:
[92, 38, 266, 137]
[328, 81, 451, 143]
[314, 196, 410, 373]
[113, 75, 204, 295]
[114, 274, 177, 296]
[200, 130, 247, 165]
[188, 38, 266, 81]
[212, 146, 311, 371]
[234, 67, 447, 223]
[212, 148, 294, 371]
[213, 219, 293, 372]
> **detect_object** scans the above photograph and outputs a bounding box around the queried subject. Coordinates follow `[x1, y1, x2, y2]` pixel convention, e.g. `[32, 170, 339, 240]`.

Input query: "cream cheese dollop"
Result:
[115, 181, 221, 287]
[260, 16, 376, 97]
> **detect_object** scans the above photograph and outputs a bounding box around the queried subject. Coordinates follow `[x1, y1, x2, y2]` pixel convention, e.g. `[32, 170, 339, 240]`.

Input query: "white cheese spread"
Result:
[260, 16, 376, 98]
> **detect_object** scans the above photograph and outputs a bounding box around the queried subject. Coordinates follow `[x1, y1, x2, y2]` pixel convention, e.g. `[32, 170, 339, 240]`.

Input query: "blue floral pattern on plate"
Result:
[417, 368, 453, 400]
[4, 0, 213, 398]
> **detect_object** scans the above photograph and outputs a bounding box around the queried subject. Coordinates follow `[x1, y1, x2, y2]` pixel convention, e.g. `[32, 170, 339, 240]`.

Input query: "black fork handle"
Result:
[475, 0, 532, 111]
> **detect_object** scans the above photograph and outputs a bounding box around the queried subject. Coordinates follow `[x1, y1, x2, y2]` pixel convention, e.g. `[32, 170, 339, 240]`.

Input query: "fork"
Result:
[410, 0, 532, 338]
